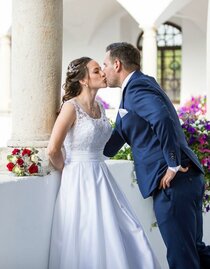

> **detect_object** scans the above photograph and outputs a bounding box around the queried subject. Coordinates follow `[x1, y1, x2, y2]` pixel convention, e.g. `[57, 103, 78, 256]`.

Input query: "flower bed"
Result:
[178, 96, 210, 212]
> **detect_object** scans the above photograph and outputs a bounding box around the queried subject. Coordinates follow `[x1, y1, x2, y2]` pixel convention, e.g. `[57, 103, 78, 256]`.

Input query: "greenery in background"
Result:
[109, 120, 133, 161]
[111, 144, 133, 161]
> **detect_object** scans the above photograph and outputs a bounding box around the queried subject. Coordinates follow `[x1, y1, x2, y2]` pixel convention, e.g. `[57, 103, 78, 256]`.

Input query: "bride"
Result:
[47, 56, 161, 269]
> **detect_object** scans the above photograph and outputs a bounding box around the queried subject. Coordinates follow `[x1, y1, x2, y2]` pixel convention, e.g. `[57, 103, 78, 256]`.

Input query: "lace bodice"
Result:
[63, 99, 112, 161]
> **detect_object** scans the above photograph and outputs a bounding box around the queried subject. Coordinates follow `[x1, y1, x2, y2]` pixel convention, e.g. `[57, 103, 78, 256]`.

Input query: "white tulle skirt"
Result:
[48, 152, 161, 269]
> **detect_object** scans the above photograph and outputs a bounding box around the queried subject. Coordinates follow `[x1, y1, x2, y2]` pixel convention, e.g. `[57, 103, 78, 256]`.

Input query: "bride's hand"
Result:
[159, 166, 189, 189]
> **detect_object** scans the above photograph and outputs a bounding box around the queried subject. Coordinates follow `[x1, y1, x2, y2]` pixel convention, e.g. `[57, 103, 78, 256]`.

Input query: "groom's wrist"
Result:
[168, 165, 181, 173]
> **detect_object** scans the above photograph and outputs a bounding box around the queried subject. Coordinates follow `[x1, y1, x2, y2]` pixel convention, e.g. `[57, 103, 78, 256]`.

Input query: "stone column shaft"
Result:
[207, 0, 210, 119]
[0, 35, 11, 113]
[8, 0, 63, 147]
[142, 26, 157, 79]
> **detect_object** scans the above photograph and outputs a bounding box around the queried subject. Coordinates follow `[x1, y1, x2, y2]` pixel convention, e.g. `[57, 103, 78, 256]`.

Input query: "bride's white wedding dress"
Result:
[48, 99, 161, 269]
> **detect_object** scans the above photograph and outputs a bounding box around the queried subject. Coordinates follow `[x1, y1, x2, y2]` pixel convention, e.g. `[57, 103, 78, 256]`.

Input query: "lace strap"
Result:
[65, 98, 106, 120]
[64, 99, 82, 118]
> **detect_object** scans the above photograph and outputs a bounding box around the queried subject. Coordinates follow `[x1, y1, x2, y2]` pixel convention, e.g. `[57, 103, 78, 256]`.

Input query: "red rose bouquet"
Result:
[6, 147, 42, 176]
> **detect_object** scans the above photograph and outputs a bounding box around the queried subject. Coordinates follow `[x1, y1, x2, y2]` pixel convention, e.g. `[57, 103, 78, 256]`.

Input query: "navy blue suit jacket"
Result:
[104, 71, 204, 198]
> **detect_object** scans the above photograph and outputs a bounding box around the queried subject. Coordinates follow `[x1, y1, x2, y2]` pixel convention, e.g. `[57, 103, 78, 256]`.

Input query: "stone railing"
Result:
[0, 160, 210, 269]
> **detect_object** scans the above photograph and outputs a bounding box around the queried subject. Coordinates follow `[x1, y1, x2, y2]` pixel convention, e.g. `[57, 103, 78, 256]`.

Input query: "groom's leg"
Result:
[153, 166, 207, 269]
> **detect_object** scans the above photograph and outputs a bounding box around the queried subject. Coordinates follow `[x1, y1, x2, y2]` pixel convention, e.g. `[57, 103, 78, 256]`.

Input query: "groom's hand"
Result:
[159, 166, 189, 189]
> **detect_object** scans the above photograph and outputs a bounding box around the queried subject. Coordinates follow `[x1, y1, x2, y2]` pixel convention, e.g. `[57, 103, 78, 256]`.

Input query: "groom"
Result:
[103, 42, 210, 269]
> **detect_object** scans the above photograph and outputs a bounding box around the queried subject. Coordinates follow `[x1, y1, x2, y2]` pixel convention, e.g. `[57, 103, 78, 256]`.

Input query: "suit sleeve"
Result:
[103, 128, 125, 157]
[130, 82, 181, 167]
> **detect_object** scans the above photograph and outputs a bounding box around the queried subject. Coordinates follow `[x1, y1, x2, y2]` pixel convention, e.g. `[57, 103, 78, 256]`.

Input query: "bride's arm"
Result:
[47, 102, 76, 171]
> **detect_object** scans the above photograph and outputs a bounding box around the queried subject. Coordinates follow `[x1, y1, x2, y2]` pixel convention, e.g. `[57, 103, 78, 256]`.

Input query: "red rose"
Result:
[12, 148, 20, 155]
[22, 148, 31, 156]
[28, 163, 38, 174]
[7, 162, 15, 171]
[17, 158, 24, 166]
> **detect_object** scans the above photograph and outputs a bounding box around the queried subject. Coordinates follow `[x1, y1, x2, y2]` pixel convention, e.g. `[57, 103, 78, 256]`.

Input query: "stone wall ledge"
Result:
[0, 160, 209, 269]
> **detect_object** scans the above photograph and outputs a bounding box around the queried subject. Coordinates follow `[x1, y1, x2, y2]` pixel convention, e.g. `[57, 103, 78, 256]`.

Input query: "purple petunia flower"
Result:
[176, 96, 209, 212]
[187, 126, 196, 134]
[188, 136, 196, 145]
[205, 194, 209, 200]
[205, 122, 210, 131]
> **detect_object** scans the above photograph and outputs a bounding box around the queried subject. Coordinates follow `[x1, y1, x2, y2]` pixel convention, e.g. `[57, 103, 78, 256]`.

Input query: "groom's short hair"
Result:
[106, 42, 140, 71]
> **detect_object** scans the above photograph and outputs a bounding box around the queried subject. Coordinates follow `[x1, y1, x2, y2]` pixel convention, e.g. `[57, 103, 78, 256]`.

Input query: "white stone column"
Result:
[207, 0, 210, 119]
[8, 0, 63, 147]
[141, 26, 157, 79]
[0, 35, 11, 113]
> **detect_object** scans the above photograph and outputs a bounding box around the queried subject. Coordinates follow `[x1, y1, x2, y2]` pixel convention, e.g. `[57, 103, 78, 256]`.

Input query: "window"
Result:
[137, 22, 182, 103]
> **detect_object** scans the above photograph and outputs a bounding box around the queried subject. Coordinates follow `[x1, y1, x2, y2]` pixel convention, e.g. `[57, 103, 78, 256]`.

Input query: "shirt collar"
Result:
[121, 71, 135, 92]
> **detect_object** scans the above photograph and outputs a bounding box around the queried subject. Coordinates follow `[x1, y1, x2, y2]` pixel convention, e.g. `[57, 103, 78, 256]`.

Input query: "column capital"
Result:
[139, 24, 157, 32]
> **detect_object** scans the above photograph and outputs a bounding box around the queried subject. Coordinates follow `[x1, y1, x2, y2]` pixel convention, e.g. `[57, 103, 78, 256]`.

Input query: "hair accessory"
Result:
[68, 63, 78, 73]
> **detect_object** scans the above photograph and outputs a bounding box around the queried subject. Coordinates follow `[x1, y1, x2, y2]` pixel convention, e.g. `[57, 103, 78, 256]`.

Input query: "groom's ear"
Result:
[114, 58, 122, 72]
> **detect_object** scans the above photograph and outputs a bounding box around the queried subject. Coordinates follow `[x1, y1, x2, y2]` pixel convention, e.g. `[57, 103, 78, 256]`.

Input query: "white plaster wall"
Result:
[62, 13, 121, 77]
[62, 15, 121, 108]
[0, 171, 61, 269]
[181, 19, 207, 104]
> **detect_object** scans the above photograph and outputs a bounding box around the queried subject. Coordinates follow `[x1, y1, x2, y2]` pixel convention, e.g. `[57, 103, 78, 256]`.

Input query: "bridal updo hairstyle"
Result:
[62, 57, 92, 103]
